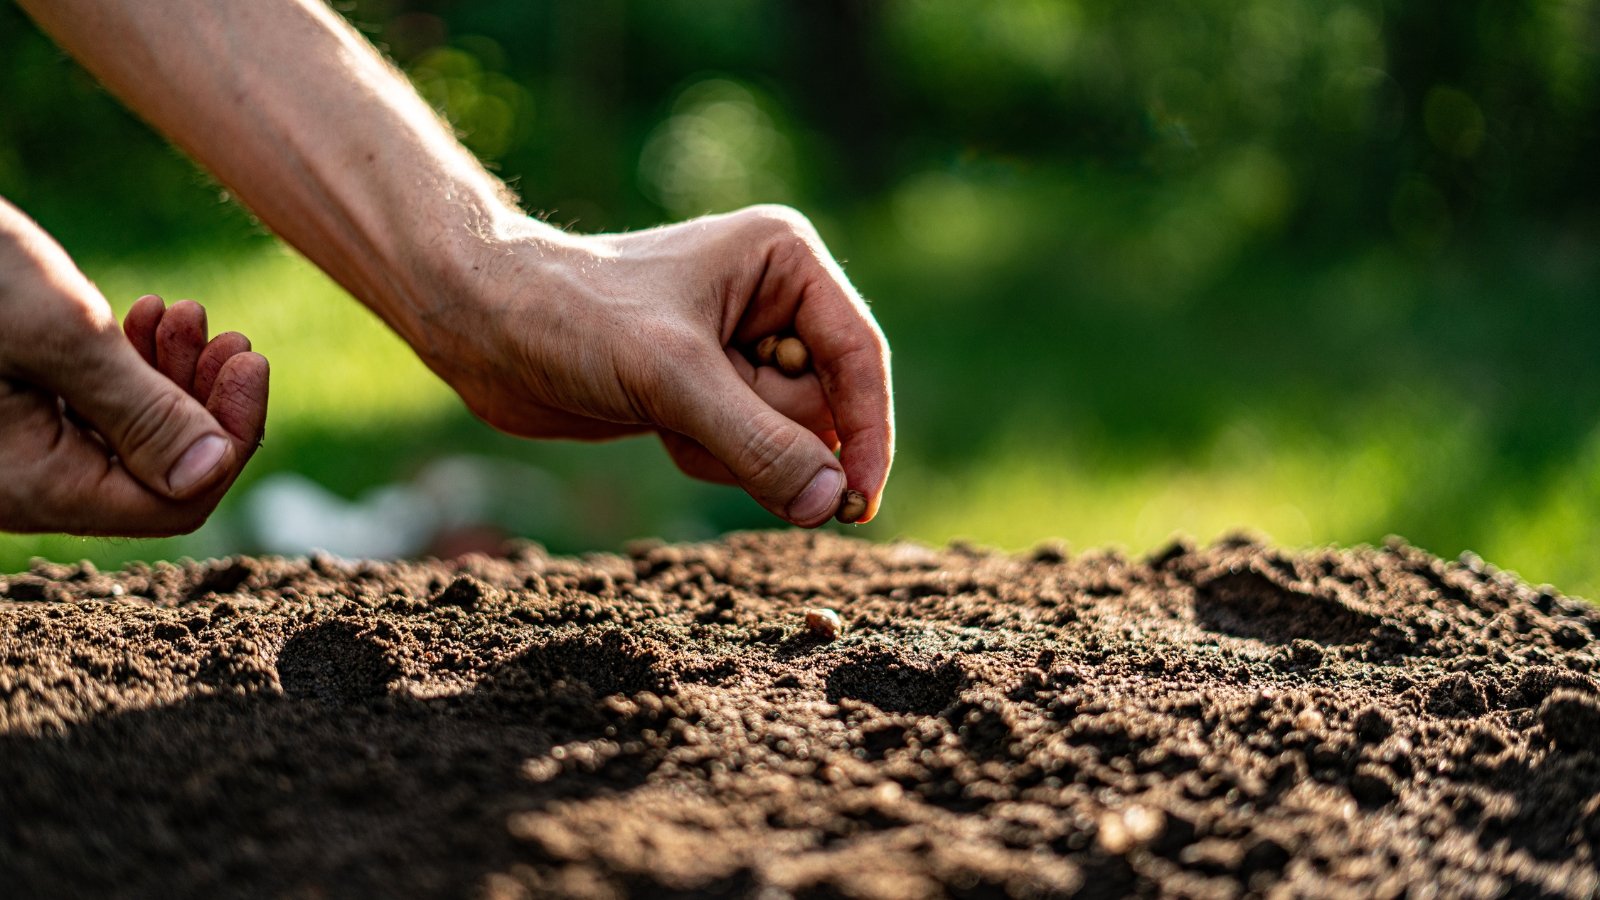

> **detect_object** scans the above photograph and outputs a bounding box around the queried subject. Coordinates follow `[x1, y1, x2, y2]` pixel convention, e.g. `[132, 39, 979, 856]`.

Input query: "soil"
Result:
[3, 531, 1600, 899]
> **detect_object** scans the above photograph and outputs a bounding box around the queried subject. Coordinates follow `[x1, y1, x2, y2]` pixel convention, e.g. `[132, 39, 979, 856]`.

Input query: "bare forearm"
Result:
[17, 0, 554, 355]
[17, 0, 895, 525]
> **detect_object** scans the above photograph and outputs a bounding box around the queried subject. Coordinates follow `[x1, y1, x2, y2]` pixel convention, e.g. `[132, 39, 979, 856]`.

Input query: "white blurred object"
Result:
[245, 474, 435, 558]
[244, 456, 563, 558]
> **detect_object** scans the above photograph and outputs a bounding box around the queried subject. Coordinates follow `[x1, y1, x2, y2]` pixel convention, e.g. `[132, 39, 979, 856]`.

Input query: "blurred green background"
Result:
[3, 1, 1598, 595]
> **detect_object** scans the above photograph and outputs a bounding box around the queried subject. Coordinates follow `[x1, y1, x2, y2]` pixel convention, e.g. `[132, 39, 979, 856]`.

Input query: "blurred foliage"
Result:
[2, 1, 1599, 594]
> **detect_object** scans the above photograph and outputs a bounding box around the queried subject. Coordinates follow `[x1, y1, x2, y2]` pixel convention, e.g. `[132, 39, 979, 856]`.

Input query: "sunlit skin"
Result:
[0, 200, 268, 535]
[4, 0, 893, 537]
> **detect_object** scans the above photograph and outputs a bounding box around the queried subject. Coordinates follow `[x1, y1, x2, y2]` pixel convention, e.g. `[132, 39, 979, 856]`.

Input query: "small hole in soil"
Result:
[276, 620, 397, 703]
[518, 629, 678, 697]
[185, 559, 256, 601]
[1193, 569, 1382, 645]
[825, 650, 962, 715]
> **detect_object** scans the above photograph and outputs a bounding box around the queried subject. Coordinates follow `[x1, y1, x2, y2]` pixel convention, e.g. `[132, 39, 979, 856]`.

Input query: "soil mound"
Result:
[2, 532, 1599, 898]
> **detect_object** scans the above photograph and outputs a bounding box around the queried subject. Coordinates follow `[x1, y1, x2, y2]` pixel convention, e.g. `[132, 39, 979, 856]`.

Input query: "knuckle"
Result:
[734, 412, 806, 494]
[118, 389, 189, 458]
[737, 203, 816, 241]
[812, 324, 886, 393]
[829, 342, 885, 385]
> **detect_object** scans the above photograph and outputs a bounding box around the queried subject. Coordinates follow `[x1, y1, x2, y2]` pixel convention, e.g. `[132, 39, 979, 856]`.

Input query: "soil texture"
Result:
[3, 531, 1600, 898]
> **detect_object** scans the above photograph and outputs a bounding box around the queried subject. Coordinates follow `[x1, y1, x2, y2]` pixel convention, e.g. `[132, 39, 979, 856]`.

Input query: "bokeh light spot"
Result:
[638, 78, 797, 217]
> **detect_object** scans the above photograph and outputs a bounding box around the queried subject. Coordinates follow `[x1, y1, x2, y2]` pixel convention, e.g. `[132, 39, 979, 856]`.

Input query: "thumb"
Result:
[53, 336, 240, 500]
[662, 353, 845, 527]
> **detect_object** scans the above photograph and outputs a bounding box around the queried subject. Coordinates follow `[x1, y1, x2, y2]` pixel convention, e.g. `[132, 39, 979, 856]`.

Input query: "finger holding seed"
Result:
[836, 489, 868, 524]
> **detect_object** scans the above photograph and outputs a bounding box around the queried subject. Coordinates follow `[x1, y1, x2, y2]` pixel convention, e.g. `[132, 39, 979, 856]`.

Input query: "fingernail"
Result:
[167, 434, 229, 495]
[789, 467, 844, 523]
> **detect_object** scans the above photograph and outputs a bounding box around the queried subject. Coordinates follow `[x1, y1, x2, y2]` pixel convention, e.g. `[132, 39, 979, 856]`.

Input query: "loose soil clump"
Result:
[2, 532, 1599, 898]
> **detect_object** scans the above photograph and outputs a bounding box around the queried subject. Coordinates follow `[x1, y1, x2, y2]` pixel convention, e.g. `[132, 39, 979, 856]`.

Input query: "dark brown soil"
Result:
[3, 531, 1600, 898]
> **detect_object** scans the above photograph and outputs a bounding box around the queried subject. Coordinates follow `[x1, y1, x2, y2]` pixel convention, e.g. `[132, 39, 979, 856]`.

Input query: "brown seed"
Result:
[836, 489, 868, 524]
[774, 337, 809, 376]
[754, 334, 781, 366]
[804, 607, 844, 639]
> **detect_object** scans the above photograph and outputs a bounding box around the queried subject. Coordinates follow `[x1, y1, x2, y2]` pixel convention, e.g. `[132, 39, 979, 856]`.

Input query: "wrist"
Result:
[394, 208, 603, 386]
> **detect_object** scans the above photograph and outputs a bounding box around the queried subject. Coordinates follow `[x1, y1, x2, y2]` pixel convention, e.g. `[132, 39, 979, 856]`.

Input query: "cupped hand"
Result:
[0, 203, 269, 536]
[430, 205, 894, 527]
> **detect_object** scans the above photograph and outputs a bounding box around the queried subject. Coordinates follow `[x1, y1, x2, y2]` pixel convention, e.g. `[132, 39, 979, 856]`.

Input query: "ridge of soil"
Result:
[2, 531, 1599, 898]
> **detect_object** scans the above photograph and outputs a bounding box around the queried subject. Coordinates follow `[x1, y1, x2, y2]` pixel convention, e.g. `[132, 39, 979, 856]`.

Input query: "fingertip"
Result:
[123, 295, 165, 366]
[858, 492, 884, 524]
[129, 294, 165, 318]
[155, 299, 208, 391]
[839, 448, 890, 506]
[165, 299, 208, 341]
[837, 432, 892, 523]
[207, 350, 270, 450]
[229, 349, 270, 397]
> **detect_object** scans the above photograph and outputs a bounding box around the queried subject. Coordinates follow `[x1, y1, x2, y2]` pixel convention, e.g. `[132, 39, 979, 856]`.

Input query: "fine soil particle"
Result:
[2, 532, 1599, 898]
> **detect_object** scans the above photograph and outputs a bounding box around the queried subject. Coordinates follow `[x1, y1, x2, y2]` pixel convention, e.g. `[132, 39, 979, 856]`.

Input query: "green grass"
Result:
[4, 235, 1598, 602]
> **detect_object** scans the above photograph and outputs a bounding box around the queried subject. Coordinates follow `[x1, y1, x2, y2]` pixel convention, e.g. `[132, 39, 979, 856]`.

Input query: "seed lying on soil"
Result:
[774, 337, 809, 376]
[804, 607, 844, 639]
[1097, 804, 1164, 854]
[754, 335, 781, 366]
[836, 489, 868, 524]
